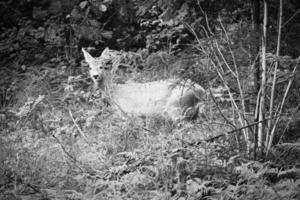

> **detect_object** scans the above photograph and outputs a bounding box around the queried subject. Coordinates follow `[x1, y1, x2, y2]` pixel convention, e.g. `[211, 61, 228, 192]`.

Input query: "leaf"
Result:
[187, 179, 201, 194]
[79, 1, 88, 9]
[101, 31, 113, 39]
[71, 8, 81, 20]
[32, 7, 49, 19]
[99, 4, 107, 12]
[88, 19, 100, 27]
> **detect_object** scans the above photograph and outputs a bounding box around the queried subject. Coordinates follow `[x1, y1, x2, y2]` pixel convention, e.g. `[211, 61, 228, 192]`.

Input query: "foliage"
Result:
[1, 0, 300, 199]
[235, 161, 300, 200]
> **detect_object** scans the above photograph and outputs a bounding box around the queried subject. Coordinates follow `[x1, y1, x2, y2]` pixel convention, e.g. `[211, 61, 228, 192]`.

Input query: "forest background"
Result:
[0, 0, 300, 199]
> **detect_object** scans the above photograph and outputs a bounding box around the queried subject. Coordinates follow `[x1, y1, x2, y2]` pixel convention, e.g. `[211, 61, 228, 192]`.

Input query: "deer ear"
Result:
[82, 48, 94, 64]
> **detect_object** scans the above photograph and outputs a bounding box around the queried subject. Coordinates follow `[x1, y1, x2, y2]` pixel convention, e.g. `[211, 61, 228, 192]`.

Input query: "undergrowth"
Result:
[0, 53, 300, 200]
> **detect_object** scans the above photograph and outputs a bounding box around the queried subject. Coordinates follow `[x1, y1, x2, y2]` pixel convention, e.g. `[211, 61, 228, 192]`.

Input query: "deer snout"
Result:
[93, 74, 99, 80]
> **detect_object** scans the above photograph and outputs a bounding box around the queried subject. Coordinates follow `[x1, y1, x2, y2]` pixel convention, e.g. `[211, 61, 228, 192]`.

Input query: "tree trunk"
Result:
[258, 0, 268, 155]
[252, 0, 260, 93]
[266, 0, 282, 150]
[252, 0, 260, 160]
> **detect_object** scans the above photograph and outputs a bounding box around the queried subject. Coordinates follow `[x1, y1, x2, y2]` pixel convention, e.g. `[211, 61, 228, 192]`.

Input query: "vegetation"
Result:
[0, 0, 300, 199]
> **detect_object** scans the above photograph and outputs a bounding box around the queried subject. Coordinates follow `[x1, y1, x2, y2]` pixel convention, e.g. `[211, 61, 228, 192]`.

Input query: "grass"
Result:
[1, 54, 299, 200]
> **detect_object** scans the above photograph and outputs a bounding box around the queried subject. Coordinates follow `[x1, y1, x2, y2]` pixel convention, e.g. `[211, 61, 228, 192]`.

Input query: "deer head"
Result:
[82, 48, 108, 89]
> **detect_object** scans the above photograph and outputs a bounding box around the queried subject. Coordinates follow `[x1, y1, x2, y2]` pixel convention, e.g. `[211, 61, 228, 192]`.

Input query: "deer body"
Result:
[82, 48, 206, 120]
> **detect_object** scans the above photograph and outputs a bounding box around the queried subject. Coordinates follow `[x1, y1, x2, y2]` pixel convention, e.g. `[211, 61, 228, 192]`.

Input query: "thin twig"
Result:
[267, 0, 282, 147]
[218, 17, 247, 120]
[68, 109, 105, 163]
[278, 103, 300, 143]
[52, 135, 85, 173]
[197, 0, 213, 35]
[282, 7, 300, 27]
[69, 109, 90, 145]
[187, 115, 280, 147]
[208, 88, 236, 128]
[266, 62, 299, 155]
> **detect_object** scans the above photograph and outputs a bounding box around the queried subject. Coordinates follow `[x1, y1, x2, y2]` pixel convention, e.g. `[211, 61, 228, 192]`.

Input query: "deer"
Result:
[82, 48, 206, 120]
